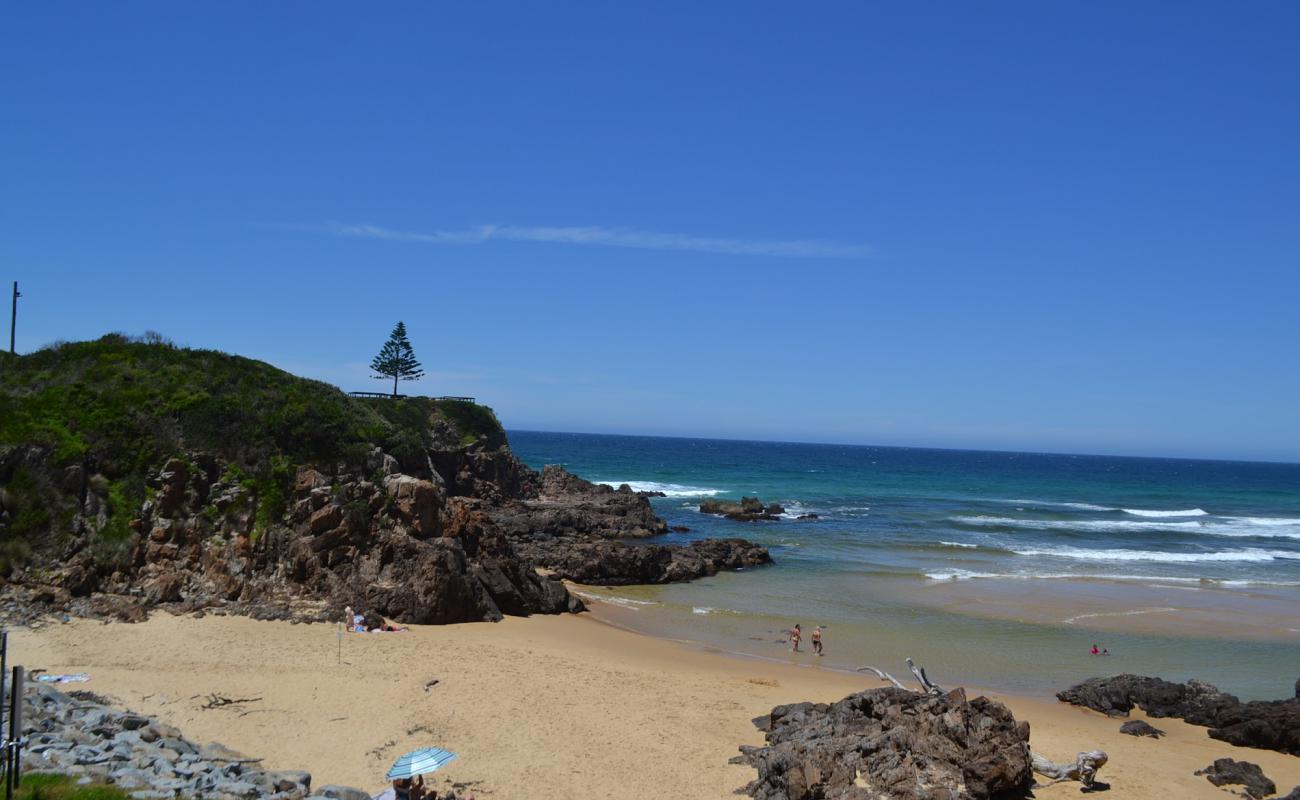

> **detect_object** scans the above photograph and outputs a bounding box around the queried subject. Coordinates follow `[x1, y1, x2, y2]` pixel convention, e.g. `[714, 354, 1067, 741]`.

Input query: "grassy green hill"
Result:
[0, 333, 501, 573]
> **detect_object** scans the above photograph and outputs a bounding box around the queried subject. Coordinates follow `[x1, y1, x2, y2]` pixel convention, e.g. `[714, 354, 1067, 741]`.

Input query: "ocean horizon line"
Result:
[505, 427, 1300, 468]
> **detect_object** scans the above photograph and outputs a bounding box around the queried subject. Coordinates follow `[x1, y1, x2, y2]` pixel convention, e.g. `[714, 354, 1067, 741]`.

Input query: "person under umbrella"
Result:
[384, 748, 458, 800]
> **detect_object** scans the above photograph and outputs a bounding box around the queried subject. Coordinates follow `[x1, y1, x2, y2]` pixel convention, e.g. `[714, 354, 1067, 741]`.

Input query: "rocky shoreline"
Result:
[18, 682, 398, 800]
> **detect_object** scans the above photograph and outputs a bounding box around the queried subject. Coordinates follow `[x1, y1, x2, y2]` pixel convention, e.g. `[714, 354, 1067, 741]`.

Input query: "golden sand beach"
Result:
[12, 605, 1300, 800]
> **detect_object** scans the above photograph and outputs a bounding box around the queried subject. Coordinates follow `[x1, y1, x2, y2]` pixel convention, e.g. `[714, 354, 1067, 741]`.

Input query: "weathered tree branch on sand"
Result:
[1031, 749, 1109, 789]
[856, 657, 943, 695]
[856, 665, 910, 691]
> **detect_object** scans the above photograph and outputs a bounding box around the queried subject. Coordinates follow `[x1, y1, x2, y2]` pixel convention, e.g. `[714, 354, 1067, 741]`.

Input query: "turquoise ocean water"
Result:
[510, 431, 1300, 700]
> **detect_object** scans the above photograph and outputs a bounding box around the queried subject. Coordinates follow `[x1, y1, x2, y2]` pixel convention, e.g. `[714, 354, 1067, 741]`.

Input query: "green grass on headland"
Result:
[0, 333, 503, 573]
[15, 774, 133, 800]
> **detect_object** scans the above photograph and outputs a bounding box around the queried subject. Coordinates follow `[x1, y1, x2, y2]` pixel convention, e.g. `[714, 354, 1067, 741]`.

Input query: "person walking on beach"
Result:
[812, 626, 823, 656]
[790, 624, 802, 652]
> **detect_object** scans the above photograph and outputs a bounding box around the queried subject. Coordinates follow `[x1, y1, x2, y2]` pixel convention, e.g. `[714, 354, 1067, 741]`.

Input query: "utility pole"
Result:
[8, 282, 18, 355]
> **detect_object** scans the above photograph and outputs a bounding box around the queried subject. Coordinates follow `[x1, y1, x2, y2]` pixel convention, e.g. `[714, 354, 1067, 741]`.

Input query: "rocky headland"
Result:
[0, 336, 770, 627]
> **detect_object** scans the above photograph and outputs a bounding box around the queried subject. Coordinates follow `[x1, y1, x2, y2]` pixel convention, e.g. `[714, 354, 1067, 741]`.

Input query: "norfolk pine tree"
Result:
[370, 321, 425, 397]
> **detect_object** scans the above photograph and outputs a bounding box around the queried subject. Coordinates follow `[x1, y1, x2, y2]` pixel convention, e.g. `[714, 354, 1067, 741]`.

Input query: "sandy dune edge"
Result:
[11, 611, 1300, 799]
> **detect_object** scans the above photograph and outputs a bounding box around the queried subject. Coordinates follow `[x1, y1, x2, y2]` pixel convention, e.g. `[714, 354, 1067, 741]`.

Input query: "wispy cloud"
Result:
[311, 222, 872, 259]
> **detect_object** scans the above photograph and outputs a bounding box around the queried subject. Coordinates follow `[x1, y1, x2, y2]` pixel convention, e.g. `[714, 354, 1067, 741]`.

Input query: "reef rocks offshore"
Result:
[700, 497, 786, 522]
[497, 466, 772, 585]
[1058, 674, 1300, 756]
[733, 687, 1032, 800]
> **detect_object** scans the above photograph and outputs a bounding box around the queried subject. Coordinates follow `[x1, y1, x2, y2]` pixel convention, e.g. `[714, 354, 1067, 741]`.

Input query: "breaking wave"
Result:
[1122, 508, 1208, 517]
[1009, 546, 1297, 563]
[593, 480, 723, 497]
[952, 515, 1300, 539]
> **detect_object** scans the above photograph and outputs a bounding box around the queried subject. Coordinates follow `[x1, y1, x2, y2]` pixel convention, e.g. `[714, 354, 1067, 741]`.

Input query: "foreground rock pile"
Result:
[1058, 674, 1300, 756]
[733, 686, 1032, 800]
[19, 683, 379, 799]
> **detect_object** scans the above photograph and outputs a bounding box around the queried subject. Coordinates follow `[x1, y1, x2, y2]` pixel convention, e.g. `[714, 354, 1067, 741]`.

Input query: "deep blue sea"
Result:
[509, 431, 1300, 699]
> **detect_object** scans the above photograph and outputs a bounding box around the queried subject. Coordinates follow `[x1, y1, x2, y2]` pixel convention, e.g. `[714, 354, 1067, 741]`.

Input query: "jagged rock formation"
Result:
[733, 687, 1033, 800]
[1058, 674, 1300, 756]
[5, 444, 580, 625]
[1195, 759, 1276, 799]
[700, 496, 786, 522]
[496, 467, 772, 584]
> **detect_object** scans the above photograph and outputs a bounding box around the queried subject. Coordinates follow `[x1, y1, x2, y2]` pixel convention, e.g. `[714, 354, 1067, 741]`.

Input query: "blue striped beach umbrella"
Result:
[386, 748, 458, 781]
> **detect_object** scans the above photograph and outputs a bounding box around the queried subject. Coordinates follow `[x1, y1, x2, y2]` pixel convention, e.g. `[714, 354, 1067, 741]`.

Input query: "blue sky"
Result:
[3, 2, 1298, 462]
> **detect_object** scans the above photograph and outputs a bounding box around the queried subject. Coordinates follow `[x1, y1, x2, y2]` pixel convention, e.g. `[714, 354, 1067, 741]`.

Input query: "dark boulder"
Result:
[1059, 674, 1300, 756]
[1194, 759, 1276, 799]
[734, 687, 1032, 800]
[516, 537, 771, 586]
[1119, 720, 1164, 738]
[1056, 674, 1238, 724]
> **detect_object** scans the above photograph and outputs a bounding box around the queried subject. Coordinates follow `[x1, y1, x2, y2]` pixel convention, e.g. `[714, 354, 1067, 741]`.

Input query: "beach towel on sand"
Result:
[36, 673, 90, 684]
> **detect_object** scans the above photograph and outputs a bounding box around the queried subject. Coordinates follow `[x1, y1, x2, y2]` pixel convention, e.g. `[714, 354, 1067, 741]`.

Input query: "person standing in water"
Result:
[790, 624, 802, 652]
[812, 626, 823, 656]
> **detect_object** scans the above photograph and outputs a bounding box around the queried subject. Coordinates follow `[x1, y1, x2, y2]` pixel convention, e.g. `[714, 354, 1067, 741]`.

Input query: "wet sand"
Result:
[11, 607, 1300, 799]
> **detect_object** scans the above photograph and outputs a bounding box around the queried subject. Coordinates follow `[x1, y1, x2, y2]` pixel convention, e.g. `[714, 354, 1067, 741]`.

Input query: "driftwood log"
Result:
[1031, 750, 1108, 788]
[858, 660, 1109, 789]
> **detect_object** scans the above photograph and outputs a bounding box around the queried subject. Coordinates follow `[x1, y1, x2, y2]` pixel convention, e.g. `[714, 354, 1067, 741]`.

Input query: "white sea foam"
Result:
[593, 480, 723, 497]
[954, 514, 1300, 540]
[1063, 608, 1177, 624]
[923, 570, 1206, 584]
[955, 515, 1206, 532]
[938, 541, 979, 549]
[994, 500, 1212, 518]
[1122, 508, 1208, 517]
[996, 499, 1112, 511]
[570, 590, 660, 610]
[1010, 546, 1297, 563]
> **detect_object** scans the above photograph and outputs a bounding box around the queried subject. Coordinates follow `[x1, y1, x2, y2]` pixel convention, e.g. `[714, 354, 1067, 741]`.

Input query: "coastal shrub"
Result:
[16, 774, 132, 800]
[432, 399, 503, 447]
[92, 478, 139, 566]
[0, 336, 507, 560]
